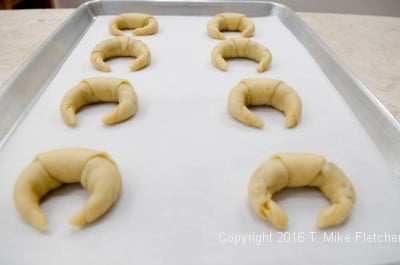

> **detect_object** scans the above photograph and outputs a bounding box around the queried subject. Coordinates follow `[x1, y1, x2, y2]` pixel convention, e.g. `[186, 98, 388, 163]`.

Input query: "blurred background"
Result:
[1, 0, 400, 16]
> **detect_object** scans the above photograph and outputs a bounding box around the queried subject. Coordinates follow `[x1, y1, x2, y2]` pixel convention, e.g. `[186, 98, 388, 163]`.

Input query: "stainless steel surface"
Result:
[1, 0, 399, 176]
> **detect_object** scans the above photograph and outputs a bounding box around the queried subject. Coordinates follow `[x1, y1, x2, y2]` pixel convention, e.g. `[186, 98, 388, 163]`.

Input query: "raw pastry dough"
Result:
[60, 76, 138, 126]
[211, 37, 272, 72]
[109, 13, 158, 36]
[14, 148, 122, 231]
[90, 36, 151, 72]
[207, 12, 255, 39]
[228, 78, 302, 128]
[248, 153, 356, 229]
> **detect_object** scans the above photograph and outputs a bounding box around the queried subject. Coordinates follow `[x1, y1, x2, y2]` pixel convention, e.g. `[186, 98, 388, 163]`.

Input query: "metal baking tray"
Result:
[1, 1, 400, 264]
[1, 0, 399, 173]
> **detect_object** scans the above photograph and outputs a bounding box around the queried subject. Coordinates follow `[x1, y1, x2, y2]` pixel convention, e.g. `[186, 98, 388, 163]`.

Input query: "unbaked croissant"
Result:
[228, 78, 302, 128]
[14, 148, 122, 231]
[248, 153, 356, 229]
[109, 13, 158, 36]
[60, 76, 138, 126]
[211, 37, 272, 72]
[207, 13, 255, 39]
[90, 36, 151, 72]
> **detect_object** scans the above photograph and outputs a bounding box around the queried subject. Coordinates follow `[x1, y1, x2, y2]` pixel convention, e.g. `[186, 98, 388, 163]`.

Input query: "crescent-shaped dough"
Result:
[211, 37, 272, 72]
[207, 13, 255, 40]
[228, 78, 302, 128]
[60, 76, 138, 126]
[14, 148, 122, 231]
[248, 153, 356, 229]
[109, 13, 159, 36]
[90, 36, 151, 72]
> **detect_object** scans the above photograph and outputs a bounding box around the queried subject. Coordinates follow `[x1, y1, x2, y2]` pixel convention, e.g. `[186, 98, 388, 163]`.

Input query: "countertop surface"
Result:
[0, 9, 399, 120]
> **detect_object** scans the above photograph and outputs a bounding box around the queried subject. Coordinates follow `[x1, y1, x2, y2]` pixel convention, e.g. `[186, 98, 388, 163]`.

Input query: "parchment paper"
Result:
[0, 15, 399, 265]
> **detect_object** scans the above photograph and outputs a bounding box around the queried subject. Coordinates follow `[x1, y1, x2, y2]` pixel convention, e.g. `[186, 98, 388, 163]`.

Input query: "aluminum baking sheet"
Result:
[0, 1, 400, 265]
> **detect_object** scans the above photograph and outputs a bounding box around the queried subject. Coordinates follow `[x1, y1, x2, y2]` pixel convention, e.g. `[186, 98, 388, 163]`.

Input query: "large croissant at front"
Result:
[14, 148, 122, 231]
[109, 13, 158, 36]
[207, 13, 255, 39]
[248, 153, 356, 229]
[228, 78, 302, 128]
[90, 36, 151, 72]
[60, 76, 138, 126]
[211, 37, 272, 72]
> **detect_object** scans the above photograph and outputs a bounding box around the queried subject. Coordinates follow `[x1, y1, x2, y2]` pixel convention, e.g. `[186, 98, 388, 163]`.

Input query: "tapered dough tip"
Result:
[102, 110, 134, 126]
[236, 106, 264, 128]
[218, 65, 228, 71]
[128, 63, 140, 72]
[93, 56, 111, 72]
[257, 57, 272, 72]
[132, 29, 141, 35]
[62, 107, 77, 127]
[29, 210, 49, 231]
[99, 64, 111, 72]
[249, 119, 264, 129]
[132, 28, 150, 36]
[216, 32, 226, 40]
[101, 117, 113, 125]
[35, 222, 48, 232]
[243, 111, 264, 128]
[317, 213, 335, 229]
[110, 27, 123, 36]
[207, 27, 225, 39]
[101, 114, 120, 126]
[65, 116, 77, 127]
[212, 54, 227, 71]
[67, 121, 77, 127]
[285, 114, 297, 128]
[274, 220, 288, 230]
[216, 60, 228, 71]
[260, 201, 288, 230]
[317, 219, 329, 229]
[316, 203, 351, 228]
[257, 62, 268, 73]
[69, 211, 87, 227]
[240, 31, 253, 38]
[129, 58, 149, 71]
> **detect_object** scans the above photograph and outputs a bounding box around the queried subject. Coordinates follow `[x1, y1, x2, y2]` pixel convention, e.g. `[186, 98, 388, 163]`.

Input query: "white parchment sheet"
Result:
[0, 15, 399, 265]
